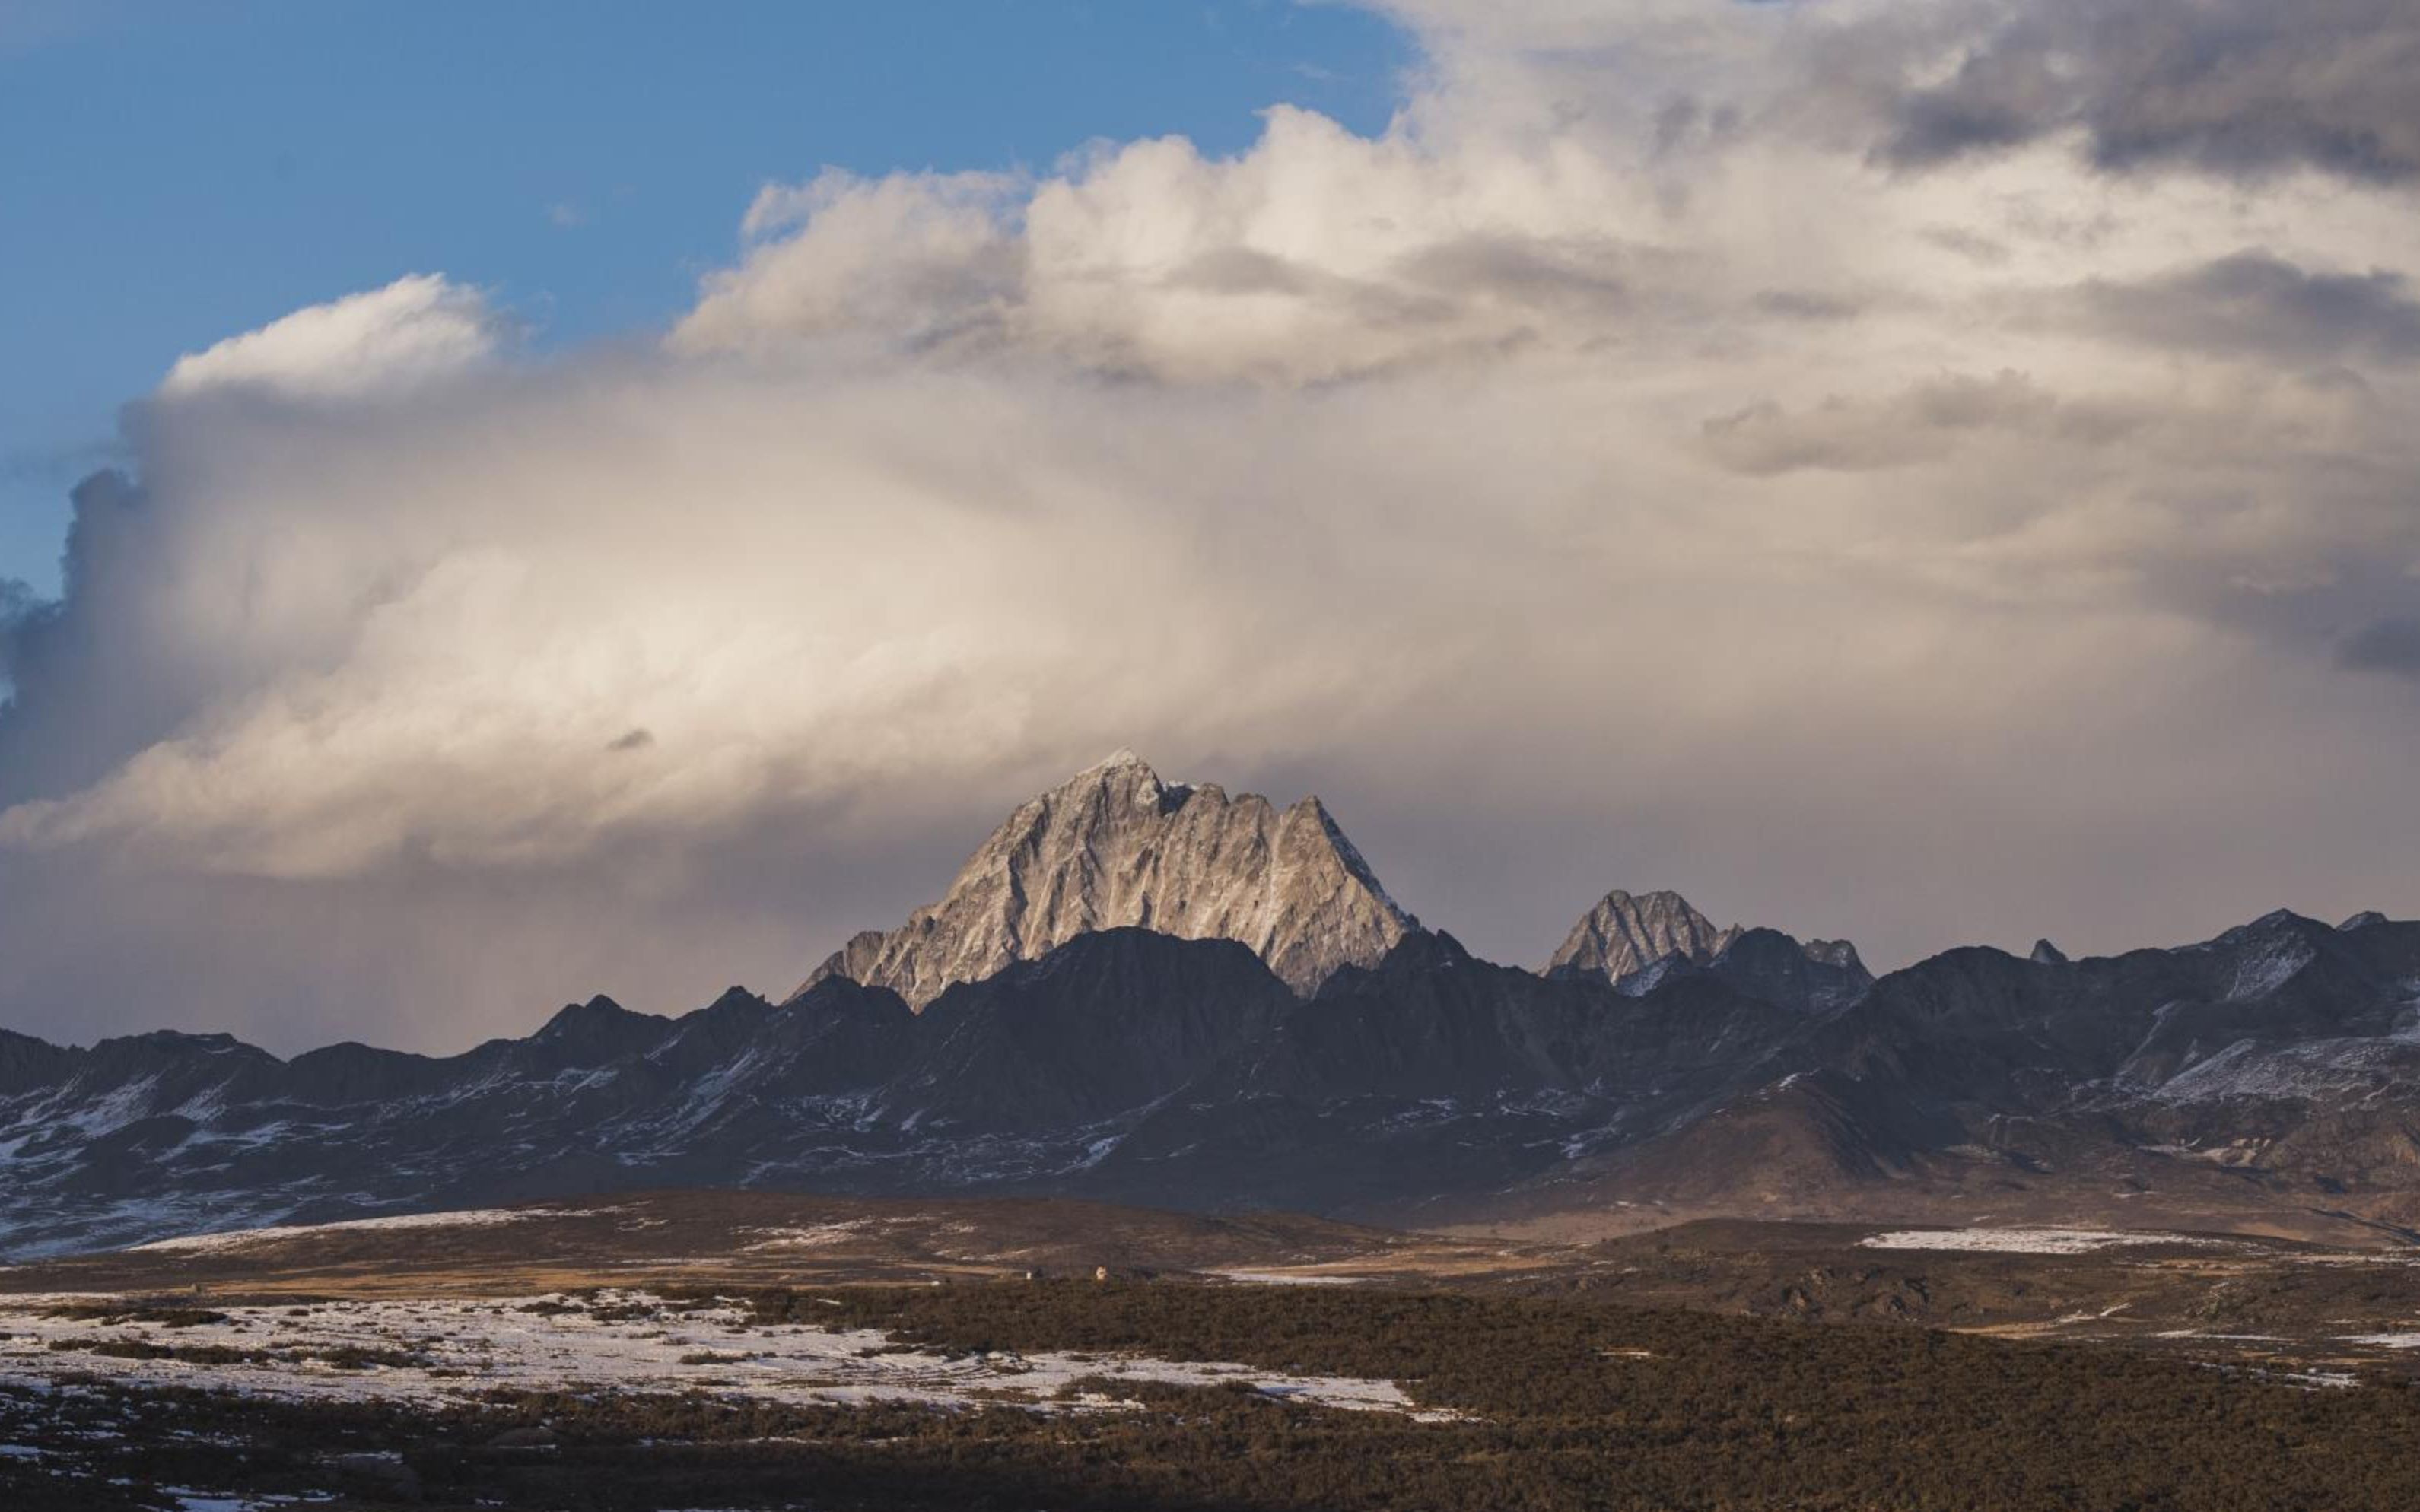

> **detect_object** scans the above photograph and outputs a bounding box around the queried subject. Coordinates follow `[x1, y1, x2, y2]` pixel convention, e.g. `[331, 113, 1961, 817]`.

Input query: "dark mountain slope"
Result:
[885, 929, 1292, 1134]
[2, 911, 2417, 1257]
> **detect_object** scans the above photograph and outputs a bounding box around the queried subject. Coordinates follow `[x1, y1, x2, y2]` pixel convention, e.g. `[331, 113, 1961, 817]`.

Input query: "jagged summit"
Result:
[798, 751, 1416, 1007]
[1547, 889, 1741, 983]
[1548, 887, 1871, 1008]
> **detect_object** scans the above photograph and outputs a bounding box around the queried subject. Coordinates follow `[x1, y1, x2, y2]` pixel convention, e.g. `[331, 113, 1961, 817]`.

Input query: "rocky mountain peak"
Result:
[1067, 746, 1191, 808]
[1550, 887, 1872, 1009]
[1547, 888, 1741, 984]
[797, 751, 1416, 1007]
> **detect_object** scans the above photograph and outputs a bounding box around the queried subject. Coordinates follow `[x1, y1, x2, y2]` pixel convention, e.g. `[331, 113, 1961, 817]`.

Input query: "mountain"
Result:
[1703, 928, 1876, 1012]
[0, 926, 1816, 1256]
[1530, 907, 2420, 1234]
[1095, 929, 1819, 1215]
[800, 750, 1415, 1005]
[1549, 889, 1740, 983]
[8, 907, 2418, 1260]
[2, 748, 2415, 1259]
[1548, 888, 1873, 1009]
[884, 929, 1292, 1134]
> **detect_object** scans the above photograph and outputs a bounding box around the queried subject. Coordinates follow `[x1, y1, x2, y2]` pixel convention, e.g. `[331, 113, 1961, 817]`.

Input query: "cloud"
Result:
[0, 577, 40, 694]
[675, 170, 1028, 360]
[1875, 0, 2420, 183]
[1701, 371, 2078, 475]
[2340, 618, 2420, 680]
[2, 2, 2419, 1053]
[158, 275, 504, 401]
[2069, 252, 2420, 365]
[671, 106, 1657, 384]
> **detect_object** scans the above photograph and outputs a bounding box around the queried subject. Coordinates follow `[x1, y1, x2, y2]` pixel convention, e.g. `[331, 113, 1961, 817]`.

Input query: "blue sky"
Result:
[0, 0, 1408, 596]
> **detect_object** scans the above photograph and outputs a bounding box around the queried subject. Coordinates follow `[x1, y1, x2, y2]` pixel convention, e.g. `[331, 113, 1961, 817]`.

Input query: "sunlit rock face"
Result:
[799, 750, 1417, 1007]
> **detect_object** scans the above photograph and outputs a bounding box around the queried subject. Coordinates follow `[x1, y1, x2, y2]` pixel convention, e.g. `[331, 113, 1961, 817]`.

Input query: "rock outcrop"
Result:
[800, 750, 1415, 1006]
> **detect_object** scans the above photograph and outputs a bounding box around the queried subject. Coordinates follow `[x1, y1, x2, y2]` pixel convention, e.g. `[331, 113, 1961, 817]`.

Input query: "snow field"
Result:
[127, 1208, 579, 1255]
[1857, 1227, 2225, 1255]
[0, 1289, 1452, 1420]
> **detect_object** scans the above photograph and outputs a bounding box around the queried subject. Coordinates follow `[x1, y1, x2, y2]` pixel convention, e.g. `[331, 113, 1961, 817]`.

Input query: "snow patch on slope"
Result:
[1859, 1227, 2226, 1255]
[0, 1290, 1451, 1420]
[128, 1207, 573, 1254]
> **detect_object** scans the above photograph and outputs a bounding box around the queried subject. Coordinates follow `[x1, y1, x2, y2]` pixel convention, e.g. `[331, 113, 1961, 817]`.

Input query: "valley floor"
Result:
[5, 1194, 2420, 1510]
[4, 1279, 2420, 1511]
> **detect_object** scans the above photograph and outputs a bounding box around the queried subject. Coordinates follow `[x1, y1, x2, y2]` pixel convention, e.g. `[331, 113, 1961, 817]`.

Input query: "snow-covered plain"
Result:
[1858, 1228, 2224, 1255]
[0, 1290, 1449, 1419]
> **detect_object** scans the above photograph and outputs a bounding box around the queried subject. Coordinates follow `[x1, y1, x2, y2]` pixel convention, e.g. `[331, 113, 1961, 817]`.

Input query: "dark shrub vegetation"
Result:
[5, 1282, 2415, 1510]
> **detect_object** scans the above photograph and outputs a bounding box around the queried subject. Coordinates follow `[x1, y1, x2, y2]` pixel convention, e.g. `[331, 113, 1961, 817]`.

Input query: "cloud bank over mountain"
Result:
[3, 0, 2417, 1050]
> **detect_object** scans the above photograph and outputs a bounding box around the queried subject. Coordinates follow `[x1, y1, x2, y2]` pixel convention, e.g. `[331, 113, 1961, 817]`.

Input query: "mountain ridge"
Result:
[2, 753, 2416, 1259]
[4, 905, 2418, 1259]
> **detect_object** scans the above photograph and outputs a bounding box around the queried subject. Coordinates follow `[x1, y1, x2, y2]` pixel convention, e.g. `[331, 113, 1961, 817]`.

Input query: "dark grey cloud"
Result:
[0, 577, 40, 698]
[2071, 251, 2420, 365]
[1880, 0, 2420, 183]
[2342, 618, 2420, 680]
[0, 469, 184, 808]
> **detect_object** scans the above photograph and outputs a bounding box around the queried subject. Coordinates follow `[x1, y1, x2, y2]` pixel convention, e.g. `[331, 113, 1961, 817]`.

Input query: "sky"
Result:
[3, 0, 2418, 1053]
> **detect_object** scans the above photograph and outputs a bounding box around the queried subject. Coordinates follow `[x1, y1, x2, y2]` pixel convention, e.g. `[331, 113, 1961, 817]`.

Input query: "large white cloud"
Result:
[157, 274, 504, 401]
[2, 1, 2417, 1053]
